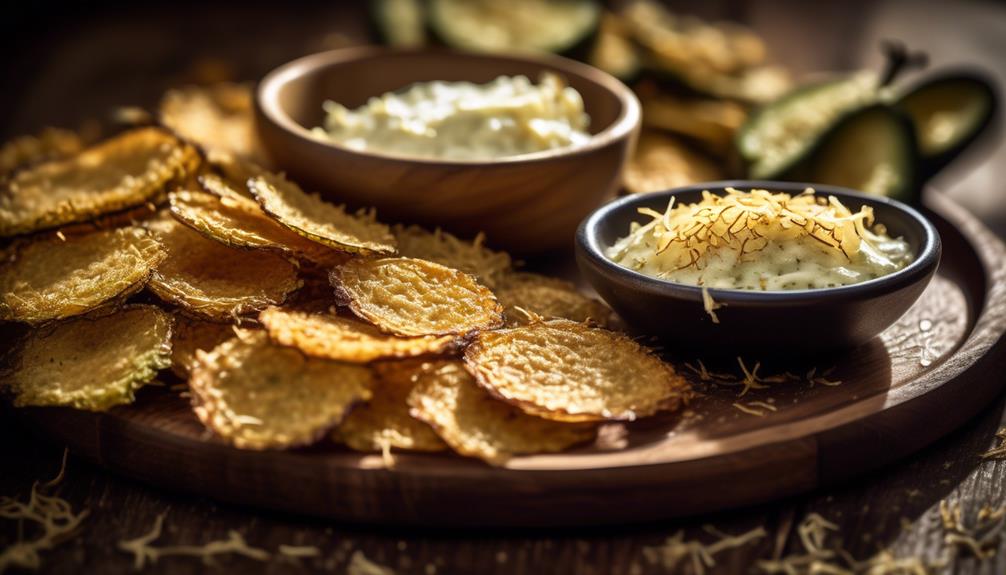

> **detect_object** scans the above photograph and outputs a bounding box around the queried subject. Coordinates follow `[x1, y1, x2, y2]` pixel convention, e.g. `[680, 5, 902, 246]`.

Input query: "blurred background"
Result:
[4, 0, 1004, 233]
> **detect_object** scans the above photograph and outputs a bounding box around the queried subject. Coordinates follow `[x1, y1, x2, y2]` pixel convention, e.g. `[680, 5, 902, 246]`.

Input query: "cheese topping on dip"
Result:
[606, 188, 913, 291]
[312, 73, 591, 160]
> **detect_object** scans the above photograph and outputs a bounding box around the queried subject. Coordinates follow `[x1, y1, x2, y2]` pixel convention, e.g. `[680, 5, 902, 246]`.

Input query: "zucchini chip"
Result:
[407, 361, 596, 464]
[464, 319, 690, 422]
[428, 0, 601, 57]
[333, 360, 447, 452]
[170, 179, 348, 266]
[146, 217, 301, 321]
[260, 307, 459, 363]
[189, 331, 374, 450]
[623, 131, 725, 195]
[159, 83, 265, 163]
[494, 272, 614, 328]
[169, 313, 235, 378]
[3, 305, 172, 411]
[248, 173, 396, 256]
[0, 226, 165, 325]
[331, 257, 503, 337]
[0, 127, 199, 237]
[0, 127, 84, 178]
[393, 225, 511, 288]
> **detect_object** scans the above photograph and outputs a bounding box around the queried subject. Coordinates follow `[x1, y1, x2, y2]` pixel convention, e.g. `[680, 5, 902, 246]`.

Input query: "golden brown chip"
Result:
[0, 127, 84, 178]
[248, 172, 396, 256]
[3, 305, 172, 411]
[0, 127, 199, 237]
[333, 360, 447, 452]
[623, 131, 725, 195]
[408, 361, 596, 464]
[189, 331, 374, 450]
[639, 94, 746, 154]
[260, 307, 459, 363]
[204, 150, 265, 195]
[393, 225, 511, 288]
[464, 319, 690, 422]
[169, 314, 235, 378]
[146, 216, 301, 320]
[170, 178, 348, 267]
[0, 226, 165, 325]
[159, 83, 266, 163]
[331, 257, 503, 337]
[494, 272, 614, 328]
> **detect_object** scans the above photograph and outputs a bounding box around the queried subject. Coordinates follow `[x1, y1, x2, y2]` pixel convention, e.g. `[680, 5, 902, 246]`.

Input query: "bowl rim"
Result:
[256, 46, 641, 166]
[576, 180, 942, 306]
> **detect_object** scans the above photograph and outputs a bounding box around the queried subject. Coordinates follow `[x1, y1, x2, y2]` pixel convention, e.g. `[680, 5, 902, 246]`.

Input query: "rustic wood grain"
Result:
[11, 191, 1006, 530]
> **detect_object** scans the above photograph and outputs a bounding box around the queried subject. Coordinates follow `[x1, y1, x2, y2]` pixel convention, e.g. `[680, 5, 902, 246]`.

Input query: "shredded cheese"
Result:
[117, 512, 270, 568]
[642, 525, 766, 574]
[607, 188, 913, 291]
[701, 286, 722, 324]
[981, 428, 1006, 459]
[0, 450, 88, 573]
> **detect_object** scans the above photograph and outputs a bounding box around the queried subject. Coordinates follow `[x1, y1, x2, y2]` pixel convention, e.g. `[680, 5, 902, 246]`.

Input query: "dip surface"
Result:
[606, 188, 913, 291]
[312, 73, 591, 160]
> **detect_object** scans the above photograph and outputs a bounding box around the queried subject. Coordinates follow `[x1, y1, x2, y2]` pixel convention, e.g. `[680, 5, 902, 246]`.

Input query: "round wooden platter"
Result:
[17, 192, 1006, 528]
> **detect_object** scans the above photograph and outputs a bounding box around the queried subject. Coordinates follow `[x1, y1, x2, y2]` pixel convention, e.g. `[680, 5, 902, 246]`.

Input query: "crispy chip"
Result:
[170, 177, 348, 267]
[204, 150, 265, 196]
[248, 173, 396, 256]
[623, 131, 725, 195]
[0, 127, 199, 237]
[0, 227, 165, 325]
[1, 127, 84, 178]
[189, 331, 374, 449]
[464, 320, 690, 421]
[159, 83, 266, 163]
[333, 360, 447, 452]
[408, 361, 596, 464]
[146, 216, 301, 320]
[169, 314, 235, 378]
[393, 225, 511, 288]
[331, 257, 503, 337]
[260, 307, 458, 363]
[3, 305, 172, 411]
[494, 272, 614, 327]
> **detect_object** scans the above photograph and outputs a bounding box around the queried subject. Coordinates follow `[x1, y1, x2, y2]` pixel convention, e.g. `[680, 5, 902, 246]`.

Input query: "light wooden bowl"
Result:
[255, 47, 640, 254]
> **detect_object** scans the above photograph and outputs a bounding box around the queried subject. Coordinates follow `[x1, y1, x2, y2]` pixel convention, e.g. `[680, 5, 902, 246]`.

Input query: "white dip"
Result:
[312, 73, 591, 160]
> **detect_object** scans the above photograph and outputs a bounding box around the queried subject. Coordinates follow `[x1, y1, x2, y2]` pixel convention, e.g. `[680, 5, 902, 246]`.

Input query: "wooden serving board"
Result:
[18, 192, 1006, 528]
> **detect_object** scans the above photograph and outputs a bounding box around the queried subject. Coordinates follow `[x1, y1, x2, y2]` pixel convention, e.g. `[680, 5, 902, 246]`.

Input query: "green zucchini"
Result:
[369, 0, 428, 48]
[427, 0, 601, 57]
[791, 104, 920, 203]
[736, 74, 877, 180]
[897, 71, 998, 179]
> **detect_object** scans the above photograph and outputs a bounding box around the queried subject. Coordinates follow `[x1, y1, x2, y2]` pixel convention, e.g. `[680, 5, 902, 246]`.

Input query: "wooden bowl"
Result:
[255, 47, 640, 254]
[576, 181, 942, 354]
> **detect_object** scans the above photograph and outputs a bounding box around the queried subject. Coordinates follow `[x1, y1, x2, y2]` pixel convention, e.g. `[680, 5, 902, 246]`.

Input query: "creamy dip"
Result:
[312, 73, 591, 160]
[606, 188, 913, 291]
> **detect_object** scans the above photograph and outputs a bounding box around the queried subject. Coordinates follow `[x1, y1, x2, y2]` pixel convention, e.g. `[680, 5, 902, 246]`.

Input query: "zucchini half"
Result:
[736, 74, 877, 180]
[369, 0, 428, 48]
[897, 71, 998, 180]
[790, 104, 920, 203]
[427, 0, 601, 58]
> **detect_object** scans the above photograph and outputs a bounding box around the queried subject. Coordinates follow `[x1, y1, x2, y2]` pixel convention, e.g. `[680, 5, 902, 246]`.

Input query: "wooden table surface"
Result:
[4, 1, 1006, 573]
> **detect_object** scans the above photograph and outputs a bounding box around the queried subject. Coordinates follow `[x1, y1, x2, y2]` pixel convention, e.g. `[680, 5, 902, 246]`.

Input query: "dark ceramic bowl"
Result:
[575, 181, 942, 353]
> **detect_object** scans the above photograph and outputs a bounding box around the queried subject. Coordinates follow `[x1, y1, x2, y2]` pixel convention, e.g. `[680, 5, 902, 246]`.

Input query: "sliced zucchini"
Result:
[427, 0, 601, 57]
[737, 74, 877, 180]
[370, 0, 427, 47]
[897, 71, 997, 179]
[794, 104, 919, 203]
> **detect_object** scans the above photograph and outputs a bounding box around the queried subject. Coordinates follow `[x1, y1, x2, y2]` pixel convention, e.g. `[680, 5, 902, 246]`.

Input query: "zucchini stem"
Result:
[879, 39, 928, 87]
